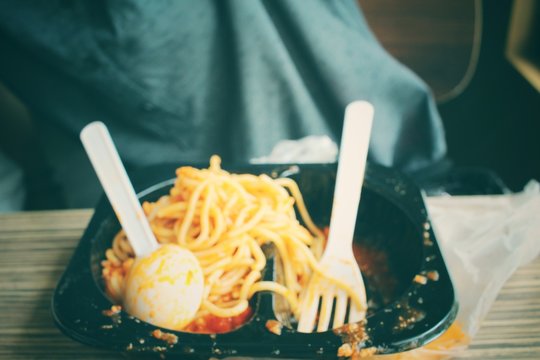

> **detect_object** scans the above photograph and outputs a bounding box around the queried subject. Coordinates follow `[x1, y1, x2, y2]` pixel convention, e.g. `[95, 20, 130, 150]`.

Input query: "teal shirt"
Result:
[0, 0, 446, 208]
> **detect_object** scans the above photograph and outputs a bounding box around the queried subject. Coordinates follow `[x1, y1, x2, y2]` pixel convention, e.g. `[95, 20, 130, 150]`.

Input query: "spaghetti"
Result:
[102, 155, 364, 331]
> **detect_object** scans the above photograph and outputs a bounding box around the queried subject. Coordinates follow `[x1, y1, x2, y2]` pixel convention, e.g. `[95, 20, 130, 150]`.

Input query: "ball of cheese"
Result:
[124, 244, 204, 330]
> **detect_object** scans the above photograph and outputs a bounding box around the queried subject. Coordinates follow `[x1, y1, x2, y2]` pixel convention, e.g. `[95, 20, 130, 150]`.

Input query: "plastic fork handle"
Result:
[80, 121, 159, 258]
[324, 101, 373, 257]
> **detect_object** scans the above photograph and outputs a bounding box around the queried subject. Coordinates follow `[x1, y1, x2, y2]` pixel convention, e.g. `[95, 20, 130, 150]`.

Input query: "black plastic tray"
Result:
[52, 162, 457, 359]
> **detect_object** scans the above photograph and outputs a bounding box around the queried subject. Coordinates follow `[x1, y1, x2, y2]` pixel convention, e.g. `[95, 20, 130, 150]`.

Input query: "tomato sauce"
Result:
[184, 307, 253, 333]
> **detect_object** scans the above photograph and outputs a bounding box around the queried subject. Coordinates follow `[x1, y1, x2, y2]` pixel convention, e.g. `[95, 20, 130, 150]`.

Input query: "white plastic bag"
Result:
[426, 181, 540, 336]
[381, 181, 540, 359]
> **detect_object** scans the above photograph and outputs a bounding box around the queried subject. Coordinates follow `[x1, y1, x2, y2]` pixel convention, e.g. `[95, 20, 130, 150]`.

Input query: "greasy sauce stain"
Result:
[352, 243, 398, 310]
[357, 323, 469, 359]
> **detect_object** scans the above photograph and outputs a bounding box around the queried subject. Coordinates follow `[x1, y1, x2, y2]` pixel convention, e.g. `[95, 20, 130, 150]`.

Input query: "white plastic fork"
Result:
[80, 121, 159, 258]
[297, 101, 373, 333]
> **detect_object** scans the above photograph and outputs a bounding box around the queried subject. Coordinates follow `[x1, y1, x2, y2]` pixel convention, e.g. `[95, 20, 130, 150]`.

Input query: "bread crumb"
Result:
[102, 305, 122, 316]
[265, 320, 282, 335]
[152, 329, 179, 345]
[337, 343, 352, 357]
[427, 270, 439, 281]
[414, 274, 428, 285]
[338, 344, 378, 359]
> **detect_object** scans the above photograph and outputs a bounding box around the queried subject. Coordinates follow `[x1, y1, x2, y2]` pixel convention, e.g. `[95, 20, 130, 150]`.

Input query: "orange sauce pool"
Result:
[184, 307, 253, 334]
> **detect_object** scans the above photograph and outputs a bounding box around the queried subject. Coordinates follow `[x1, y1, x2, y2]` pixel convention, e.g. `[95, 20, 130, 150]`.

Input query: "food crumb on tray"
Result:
[265, 320, 283, 335]
[338, 343, 377, 358]
[413, 274, 428, 285]
[102, 305, 122, 317]
[152, 329, 179, 345]
[337, 343, 353, 357]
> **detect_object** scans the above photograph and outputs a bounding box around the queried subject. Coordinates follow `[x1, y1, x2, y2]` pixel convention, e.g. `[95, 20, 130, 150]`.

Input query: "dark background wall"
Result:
[359, 0, 540, 191]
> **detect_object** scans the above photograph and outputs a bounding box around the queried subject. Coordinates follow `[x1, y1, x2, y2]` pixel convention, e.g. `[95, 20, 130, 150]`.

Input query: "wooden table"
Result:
[1, 210, 539, 359]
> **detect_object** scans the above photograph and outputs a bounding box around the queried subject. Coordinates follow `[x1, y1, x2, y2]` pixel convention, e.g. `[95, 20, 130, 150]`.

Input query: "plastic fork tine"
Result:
[297, 286, 321, 332]
[332, 290, 348, 328]
[348, 300, 366, 324]
[316, 291, 335, 332]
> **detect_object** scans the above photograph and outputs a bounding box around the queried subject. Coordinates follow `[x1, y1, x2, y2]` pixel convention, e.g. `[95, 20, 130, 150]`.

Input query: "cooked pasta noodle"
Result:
[102, 155, 364, 329]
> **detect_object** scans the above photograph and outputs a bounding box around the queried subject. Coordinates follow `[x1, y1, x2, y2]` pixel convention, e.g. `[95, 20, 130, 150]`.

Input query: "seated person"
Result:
[0, 0, 446, 210]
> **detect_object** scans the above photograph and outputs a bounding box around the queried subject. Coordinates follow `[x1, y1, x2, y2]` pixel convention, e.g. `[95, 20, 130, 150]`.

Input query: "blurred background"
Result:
[358, 0, 540, 191]
[0, 0, 538, 211]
